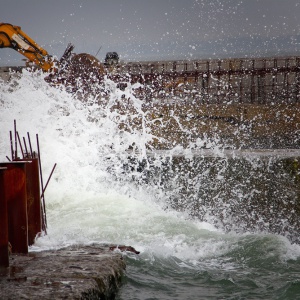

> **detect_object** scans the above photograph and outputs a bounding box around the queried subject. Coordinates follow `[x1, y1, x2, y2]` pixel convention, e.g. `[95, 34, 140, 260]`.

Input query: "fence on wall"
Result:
[2, 57, 300, 104]
[118, 57, 300, 103]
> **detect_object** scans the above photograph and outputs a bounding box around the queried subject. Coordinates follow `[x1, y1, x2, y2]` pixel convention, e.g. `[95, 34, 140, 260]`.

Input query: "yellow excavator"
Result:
[0, 23, 56, 72]
[0, 22, 182, 97]
[0, 23, 105, 91]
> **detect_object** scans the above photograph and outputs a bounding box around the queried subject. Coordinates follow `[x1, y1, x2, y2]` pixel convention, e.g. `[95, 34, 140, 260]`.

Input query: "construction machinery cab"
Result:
[104, 52, 119, 66]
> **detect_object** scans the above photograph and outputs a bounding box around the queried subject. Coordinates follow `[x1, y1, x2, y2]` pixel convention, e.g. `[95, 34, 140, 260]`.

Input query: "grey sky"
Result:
[1, 0, 300, 66]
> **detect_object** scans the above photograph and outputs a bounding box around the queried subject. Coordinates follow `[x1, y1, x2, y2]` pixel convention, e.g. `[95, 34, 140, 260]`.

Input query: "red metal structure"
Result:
[0, 167, 9, 267]
[0, 162, 28, 254]
[0, 121, 56, 267]
[24, 158, 42, 246]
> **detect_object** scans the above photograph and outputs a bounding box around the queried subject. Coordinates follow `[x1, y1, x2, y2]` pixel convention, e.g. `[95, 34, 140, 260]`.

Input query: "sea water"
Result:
[1, 70, 300, 299]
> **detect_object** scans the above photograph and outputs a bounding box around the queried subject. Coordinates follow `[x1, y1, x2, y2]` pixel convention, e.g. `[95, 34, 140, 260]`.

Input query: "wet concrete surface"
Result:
[0, 244, 126, 300]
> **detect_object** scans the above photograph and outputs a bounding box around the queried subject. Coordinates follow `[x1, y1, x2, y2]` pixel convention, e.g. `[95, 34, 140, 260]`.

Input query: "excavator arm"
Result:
[0, 23, 55, 72]
[0, 22, 106, 94]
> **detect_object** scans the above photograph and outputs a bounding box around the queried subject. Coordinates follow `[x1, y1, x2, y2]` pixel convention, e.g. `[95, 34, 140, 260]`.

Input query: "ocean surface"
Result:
[1, 70, 300, 299]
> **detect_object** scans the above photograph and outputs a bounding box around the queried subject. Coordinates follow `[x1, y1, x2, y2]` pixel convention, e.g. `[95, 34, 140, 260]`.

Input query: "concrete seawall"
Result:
[125, 149, 300, 243]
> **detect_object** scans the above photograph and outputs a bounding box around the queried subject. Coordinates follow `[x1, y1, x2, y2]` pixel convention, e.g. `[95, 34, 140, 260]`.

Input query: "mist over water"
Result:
[1, 70, 300, 299]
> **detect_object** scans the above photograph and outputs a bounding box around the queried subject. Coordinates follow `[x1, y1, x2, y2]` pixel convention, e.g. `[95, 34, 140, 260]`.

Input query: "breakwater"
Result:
[3, 55, 300, 104]
[107, 56, 300, 149]
[119, 56, 300, 104]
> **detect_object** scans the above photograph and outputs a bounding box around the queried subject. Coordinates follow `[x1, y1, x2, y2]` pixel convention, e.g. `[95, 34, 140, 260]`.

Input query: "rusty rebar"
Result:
[9, 131, 14, 160]
[14, 120, 17, 159]
[23, 136, 29, 158]
[40, 163, 57, 200]
[27, 132, 33, 158]
[17, 132, 24, 159]
[36, 134, 47, 229]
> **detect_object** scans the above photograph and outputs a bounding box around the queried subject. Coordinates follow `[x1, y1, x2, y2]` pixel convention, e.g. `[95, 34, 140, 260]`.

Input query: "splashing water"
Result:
[1, 70, 300, 299]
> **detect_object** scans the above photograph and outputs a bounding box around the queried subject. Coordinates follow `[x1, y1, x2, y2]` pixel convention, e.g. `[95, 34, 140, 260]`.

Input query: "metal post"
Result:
[251, 59, 255, 103]
[36, 134, 47, 229]
[23, 136, 29, 158]
[9, 131, 14, 161]
[14, 120, 17, 160]
[17, 132, 25, 159]
[27, 132, 33, 158]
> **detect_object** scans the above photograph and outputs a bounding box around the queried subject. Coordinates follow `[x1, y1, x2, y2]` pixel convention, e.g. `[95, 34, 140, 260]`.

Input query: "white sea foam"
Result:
[1, 70, 300, 265]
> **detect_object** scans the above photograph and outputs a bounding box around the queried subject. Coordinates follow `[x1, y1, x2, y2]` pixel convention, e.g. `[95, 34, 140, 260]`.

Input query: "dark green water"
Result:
[117, 234, 300, 300]
[114, 151, 300, 300]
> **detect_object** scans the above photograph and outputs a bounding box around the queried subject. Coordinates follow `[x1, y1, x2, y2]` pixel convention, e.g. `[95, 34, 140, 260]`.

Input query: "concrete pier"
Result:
[0, 245, 126, 300]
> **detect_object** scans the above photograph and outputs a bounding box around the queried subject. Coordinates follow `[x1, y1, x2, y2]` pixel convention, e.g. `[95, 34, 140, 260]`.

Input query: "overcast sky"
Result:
[1, 0, 300, 66]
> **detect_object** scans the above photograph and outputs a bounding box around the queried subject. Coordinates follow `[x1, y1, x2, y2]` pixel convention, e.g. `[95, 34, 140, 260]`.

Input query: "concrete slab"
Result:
[0, 245, 126, 300]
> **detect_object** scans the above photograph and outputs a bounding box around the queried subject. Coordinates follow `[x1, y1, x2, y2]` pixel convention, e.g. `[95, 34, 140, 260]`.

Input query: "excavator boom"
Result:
[0, 23, 54, 71]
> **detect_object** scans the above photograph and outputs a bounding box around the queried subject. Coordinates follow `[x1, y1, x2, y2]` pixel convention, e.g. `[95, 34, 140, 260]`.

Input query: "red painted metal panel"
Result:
[25, 158, 42, 246]
[0, 167, 9, 267]
[0, 162, 28, 254]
